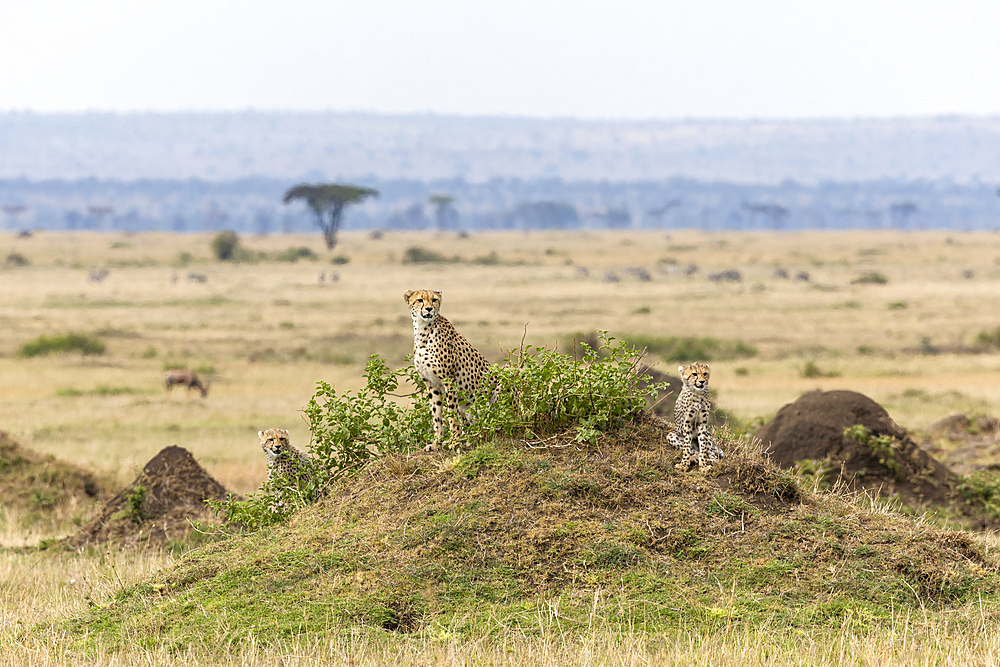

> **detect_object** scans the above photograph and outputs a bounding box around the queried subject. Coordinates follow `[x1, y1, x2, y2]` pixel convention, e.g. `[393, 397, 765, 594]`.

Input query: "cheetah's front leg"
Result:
[695, 422, 718, 469]
[423, 385, 447, 451]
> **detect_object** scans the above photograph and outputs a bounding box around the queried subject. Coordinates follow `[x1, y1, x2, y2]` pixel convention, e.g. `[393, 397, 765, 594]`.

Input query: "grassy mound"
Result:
[66, 414, 1000, 652]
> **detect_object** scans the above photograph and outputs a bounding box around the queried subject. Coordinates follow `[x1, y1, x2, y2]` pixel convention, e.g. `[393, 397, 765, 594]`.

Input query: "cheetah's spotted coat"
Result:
[404, 289, 490, 450]
[668, 362, 724, 469]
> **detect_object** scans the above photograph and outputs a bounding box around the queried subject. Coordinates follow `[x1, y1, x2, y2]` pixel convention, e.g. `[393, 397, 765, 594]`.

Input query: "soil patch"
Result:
[67, 445, 231, 549]
[753, 390, 991, 525]
[0, 430, 102, 514]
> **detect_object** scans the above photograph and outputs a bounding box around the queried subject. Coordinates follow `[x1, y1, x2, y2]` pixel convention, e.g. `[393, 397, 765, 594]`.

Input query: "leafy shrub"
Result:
[274, 246, 318, 262]
[19, 332, 106, 357]
[851, 272, 888, 285]
[210, 230, 242, 261]
[844, 424, 901, 478]
[331, 255, 350, 265]
[465, 332, 666, 446]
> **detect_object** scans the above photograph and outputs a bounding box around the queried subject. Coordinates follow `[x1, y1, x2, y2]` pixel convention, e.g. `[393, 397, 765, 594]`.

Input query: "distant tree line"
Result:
[1, 175, 998, 234]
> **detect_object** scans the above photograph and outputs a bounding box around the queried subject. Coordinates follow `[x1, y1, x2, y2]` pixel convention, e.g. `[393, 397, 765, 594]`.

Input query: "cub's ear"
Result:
[433, 290, 442, 297]
[704, 364, 710, 371]
[258, 430, 264, 438]
[403, 290, 415, 303]
[678, 365, 684, 374]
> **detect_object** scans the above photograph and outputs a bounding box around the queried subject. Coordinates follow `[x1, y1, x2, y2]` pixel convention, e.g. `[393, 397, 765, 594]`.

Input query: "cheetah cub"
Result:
[668, 362, 724, 470]
[404, 289, 490, 450]
[259, 428, 318, 490]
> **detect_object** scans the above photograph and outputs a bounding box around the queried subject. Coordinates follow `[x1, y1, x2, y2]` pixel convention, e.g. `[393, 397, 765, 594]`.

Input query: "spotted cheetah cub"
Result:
[404, 289, 491, 450]
[668, 362, 724, 470]
[259, 428, 318, 490]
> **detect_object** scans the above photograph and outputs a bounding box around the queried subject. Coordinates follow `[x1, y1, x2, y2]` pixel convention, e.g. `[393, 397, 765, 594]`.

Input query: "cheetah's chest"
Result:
[413, 327, 455, 378]
[678, 391, 710, 422]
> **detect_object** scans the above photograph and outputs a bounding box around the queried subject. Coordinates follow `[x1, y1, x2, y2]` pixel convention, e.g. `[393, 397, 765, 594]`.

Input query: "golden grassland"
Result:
[2, 229, 1000, 665]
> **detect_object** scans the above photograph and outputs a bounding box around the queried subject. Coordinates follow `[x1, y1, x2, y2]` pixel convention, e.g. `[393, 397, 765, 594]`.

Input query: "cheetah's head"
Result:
[403, 289, 442, 324]
[259, 428, 291, 462]
[679, 362, 710, 390]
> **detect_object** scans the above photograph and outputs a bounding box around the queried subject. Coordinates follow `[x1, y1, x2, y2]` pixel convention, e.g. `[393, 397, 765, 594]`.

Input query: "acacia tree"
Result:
[428, 194, 455, 233]
[283, 183, 379, 250]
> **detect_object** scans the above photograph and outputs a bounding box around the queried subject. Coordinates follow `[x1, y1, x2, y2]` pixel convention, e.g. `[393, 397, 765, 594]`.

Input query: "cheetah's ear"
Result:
[258, 430, 264, 438]
[280, 429, 289, 437]
[403, 290, 415, 303]
[433, 290, 442, 298]
[678, 365, 684, 374]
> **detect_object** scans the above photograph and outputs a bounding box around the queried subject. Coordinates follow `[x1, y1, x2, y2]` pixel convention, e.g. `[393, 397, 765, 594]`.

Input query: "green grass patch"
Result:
[19, 332, 106, 357]
[623, 334, 758, 362]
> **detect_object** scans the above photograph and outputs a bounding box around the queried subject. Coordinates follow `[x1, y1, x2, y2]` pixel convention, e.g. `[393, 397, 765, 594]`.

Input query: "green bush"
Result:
[19, 332, 106, 357]
[331, 255, 350, 265]
[623, 334, 757, 362]
[5, 252, 29, 267]
[402, 246, 451, 264]
[211, 230, 242, 261]
[974, 326, 1000, 350]
[274, 246, 318, 262]
[471, 251, 500, 265]
[466, 332, 666, 446]
[851, 272, 888, 285]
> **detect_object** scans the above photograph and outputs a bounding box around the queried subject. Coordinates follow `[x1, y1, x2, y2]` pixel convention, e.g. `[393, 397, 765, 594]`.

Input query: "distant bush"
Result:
[274, 246, 318, 262]
[331, 255, 350, 265]
[19, 332, 106, 357]
[851, 272, 888, 285]
[801, 361, 839, 378]
[402, 246, 453, 264]
[211, 231, 242, 261]
[623, 334, 757, 362]
[974, 326, 1000, 350]
[471, 251, 500, 265]
[5, 252, 29, 267]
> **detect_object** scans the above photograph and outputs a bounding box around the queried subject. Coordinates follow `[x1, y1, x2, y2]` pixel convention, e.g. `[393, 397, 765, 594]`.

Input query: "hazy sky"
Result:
[1, 1, 998, 120]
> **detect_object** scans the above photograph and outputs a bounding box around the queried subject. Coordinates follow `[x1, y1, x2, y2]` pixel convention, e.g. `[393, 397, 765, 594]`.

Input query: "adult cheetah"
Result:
[667, 362, 724, 470]
[404, 289, 490, 449]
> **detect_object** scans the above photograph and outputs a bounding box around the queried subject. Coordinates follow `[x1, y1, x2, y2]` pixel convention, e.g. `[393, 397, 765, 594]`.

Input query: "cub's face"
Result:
[679, 362, 710, 390]
[259, 428, 290, 461]
[403, 289, 442, 324]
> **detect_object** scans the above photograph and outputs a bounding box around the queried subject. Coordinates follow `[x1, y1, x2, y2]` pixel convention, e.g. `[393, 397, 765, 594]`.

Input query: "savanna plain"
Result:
[3, 229, 1000, 665]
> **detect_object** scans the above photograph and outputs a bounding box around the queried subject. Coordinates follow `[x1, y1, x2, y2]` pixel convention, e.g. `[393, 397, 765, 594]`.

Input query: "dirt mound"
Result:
[753, 390, 970, 514]
[67, 445, 231, 549]
[0, 430, 102, 513]
[919, 414, 1000, 476]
